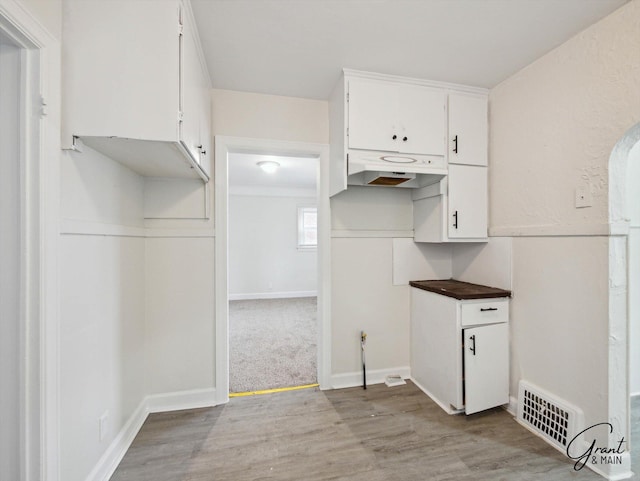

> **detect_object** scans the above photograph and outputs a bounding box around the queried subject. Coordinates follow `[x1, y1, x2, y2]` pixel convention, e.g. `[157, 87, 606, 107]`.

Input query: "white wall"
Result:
[229, 193, 317, 299]
[211, 88, 329, 143]
[59, 146, 147, 481]
[0, 37, 21, 481]
[20, 0, 62, 39]
[145, 237, 215, 394]
[452, 238, 512, 291]
[489, 0, 640, 464]
[331, 186, 448, 385]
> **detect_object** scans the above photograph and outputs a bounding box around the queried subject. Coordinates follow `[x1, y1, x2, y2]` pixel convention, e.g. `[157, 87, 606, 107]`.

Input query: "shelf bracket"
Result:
[61, 135, 83, 153]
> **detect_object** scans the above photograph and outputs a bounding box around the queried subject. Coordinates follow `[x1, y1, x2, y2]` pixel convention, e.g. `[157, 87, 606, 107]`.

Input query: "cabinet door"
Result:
[398, 86, 445, 156]
[463, 323, 509, 415]
[448, 93, 488, 166]
[180, 6, 205, 165]
[347, 80, 399, 152]
[63, 0, 180, 141]
[448, 164, 487, 239]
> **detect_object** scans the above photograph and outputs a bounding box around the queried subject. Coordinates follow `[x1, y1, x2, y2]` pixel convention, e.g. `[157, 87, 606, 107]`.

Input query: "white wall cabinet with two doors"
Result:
[347, 79, 446, 157]
[62, 0, 211, 182]
[413, 92, 488, 242]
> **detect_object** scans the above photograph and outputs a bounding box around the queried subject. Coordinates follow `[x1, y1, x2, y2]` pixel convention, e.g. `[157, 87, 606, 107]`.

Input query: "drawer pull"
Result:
[480, 307, 498, 312]
[470, 334, 476, 356]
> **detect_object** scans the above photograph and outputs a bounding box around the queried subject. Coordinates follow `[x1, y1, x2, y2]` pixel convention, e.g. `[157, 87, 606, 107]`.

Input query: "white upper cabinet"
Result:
[448, 93, 488, 166]
[348, 79, 445, 156]
[447, 164, 488, 239]
[62, 0, 211, 181]
[413, 163, 488, 242]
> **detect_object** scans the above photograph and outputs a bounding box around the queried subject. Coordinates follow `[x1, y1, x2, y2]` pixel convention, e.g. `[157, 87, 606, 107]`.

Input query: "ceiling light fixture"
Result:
[257, 160, 280, 174]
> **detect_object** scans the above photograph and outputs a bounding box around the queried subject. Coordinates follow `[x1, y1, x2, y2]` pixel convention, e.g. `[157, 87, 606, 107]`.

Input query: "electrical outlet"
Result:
[575, 186, 592, 208]
[99, 411, 109, 442]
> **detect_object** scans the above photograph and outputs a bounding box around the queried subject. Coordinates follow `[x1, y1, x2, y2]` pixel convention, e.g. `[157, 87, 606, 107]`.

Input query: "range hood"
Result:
[347, 151, 446, 188]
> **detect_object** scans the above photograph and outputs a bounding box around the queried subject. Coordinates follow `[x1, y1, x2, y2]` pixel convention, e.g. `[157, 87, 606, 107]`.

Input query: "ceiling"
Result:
[229, 153, 318, 190]
[191, 0, 628, 100]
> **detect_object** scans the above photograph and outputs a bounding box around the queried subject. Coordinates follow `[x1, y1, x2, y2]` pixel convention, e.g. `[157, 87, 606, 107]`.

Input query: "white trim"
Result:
[489, 223, 614, 237]
[60, 219, 215, 238]
[331, 229, 414, 238]
[505, 395, 518, 417]
[145, 387, 217, 413]
[84, 400, 148, 481]
[343, 68, 489, 95]
[85, 388, 218, 481]
[330, 366, 411, 390]
[143, 228, 215, 238]
[410, 376, 464, 414]
[607, 124, 640, 481]
[229, 291, 317, 301]
[215, 136, 332, 404]
[60, 220, 145, 237]
[582, 453, 633, 481]
[0, 2, 60, 480]
[181, 0, 210, 88]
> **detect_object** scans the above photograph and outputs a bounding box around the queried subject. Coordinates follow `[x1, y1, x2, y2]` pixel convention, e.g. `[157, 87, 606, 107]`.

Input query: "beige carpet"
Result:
[229, 297, 317, 393]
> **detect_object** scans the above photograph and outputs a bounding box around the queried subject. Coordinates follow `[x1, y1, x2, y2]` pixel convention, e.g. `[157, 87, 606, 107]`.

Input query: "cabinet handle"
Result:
[453, 210, 458, 229]
[480, 307, 498, 312]
[470, 334, 476, 356]
[403, 136, 408, 141]
[453, 135, 458, 153]
[392, 134, 397, 140]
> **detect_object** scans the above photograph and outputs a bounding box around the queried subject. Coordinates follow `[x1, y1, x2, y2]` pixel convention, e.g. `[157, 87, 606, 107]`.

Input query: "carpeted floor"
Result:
[229, 297, 317, 393]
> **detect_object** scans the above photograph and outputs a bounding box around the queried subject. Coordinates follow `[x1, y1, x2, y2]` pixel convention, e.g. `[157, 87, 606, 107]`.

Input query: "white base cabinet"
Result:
[410, 286, 509, 415]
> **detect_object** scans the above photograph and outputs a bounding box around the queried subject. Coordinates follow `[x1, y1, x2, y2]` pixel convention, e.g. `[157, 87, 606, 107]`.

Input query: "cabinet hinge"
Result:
[178, 23, 183, 36]
[346, 127, 349, 137]
[178, 111, 184, 122]
[40, 95, 48, 117]
[346, 92, 349, 102]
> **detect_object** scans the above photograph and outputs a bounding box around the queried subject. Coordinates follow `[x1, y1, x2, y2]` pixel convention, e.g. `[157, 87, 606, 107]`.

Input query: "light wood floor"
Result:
[111, 382, 639, 481]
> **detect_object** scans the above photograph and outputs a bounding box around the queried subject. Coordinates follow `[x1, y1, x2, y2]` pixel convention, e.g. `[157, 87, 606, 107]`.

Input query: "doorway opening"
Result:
[0, 29, 23, 481]
[227, 152, 319, 393]
[214, 137, 331, 404]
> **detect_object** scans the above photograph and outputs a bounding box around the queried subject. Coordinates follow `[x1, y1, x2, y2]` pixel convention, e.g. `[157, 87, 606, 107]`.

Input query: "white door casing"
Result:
[0, 1, 61, 479]
[214, 136, 331, 404]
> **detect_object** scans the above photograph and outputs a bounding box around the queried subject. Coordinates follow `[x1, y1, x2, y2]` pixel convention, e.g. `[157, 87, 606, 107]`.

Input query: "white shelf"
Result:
[79, 136, 209, 182]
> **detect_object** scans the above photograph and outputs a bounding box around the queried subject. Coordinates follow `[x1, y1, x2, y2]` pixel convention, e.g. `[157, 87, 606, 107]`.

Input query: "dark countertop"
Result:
[409, 279, 511, 300]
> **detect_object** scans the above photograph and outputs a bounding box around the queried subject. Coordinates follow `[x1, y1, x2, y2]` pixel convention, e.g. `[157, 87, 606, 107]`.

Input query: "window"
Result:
[297, 206, 317, 250]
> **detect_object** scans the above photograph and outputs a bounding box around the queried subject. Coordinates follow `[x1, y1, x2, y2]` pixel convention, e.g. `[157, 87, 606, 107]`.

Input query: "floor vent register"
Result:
[517, 381, 582, 451]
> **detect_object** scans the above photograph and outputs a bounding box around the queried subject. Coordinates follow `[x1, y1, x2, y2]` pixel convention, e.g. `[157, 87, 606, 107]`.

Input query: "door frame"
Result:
[214, 136, 331, 404]
[0, 1, 60, 480]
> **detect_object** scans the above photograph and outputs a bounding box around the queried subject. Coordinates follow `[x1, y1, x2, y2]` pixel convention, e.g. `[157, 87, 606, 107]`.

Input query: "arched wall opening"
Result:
[607, 122, 640, 480]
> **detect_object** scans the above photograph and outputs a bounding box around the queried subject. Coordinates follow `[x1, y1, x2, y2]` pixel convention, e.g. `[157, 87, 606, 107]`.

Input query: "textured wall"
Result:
[490, 0, 640, 232]
[489, 2, 640, 476]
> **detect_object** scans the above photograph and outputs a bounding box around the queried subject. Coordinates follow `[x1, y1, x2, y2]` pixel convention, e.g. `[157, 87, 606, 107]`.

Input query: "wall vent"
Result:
[517, 381, 581, 451]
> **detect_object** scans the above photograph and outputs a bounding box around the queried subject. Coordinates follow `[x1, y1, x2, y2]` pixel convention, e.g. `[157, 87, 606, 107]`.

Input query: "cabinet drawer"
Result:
[460, 299, 508, 327]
